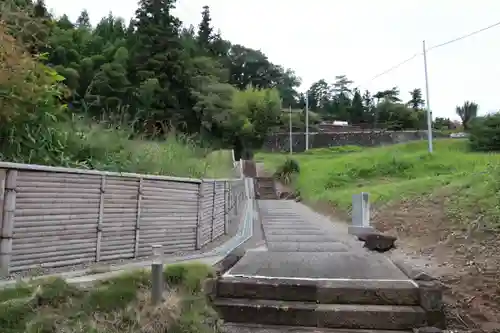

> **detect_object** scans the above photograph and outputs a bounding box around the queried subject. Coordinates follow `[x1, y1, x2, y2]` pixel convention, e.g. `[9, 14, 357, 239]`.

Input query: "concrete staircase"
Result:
[213, 276, 430, 332]
[255, 177, 277, 200]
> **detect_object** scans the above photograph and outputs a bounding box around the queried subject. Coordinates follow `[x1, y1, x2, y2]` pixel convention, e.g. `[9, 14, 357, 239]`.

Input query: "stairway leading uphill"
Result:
[255, 177, 278, 200]
[209, 199, 444, 333]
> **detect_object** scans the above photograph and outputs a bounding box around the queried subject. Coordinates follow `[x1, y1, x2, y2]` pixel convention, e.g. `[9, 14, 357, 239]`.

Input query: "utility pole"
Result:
[305, 91, 309, 151]
[289, 105, 293, 155]
[422, 40, 433, 154]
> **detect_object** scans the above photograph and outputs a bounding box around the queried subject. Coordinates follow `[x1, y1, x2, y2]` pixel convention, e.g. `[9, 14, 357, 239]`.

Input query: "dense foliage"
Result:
[468, 112, 500, 152]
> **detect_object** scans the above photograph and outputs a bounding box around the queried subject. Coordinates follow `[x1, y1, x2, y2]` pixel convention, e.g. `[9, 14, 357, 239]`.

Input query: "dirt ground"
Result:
[370, 195, 500, 332]
[313, 194, 500, 332]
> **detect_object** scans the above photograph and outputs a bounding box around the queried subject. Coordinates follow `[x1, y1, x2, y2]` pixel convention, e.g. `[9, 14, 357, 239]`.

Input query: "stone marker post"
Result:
[348, 192, 375, 236]
[151, 244, 164, 305]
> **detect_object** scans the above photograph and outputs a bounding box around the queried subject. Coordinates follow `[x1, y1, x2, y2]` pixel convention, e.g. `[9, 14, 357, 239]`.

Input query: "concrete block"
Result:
[317, 279, 419, 306]
[214, 298, 317, 327]
[317, 304, 426, 330]
[348, 225, 375, 236]
[417, 280, 445, 329]
[392, 259, 438, 281]
[418, 281, 443, 311]
[217, 277, 318, 301]
[203, 277, 218, 302]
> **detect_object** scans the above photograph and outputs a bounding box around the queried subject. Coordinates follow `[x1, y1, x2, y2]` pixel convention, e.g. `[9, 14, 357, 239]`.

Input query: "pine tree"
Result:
[348, 89, 365, 124]
[33, 0, 48, 18]
[197, 6, 213, 49]
[132, 0, 190, 122]
[76, 10, 91, 29]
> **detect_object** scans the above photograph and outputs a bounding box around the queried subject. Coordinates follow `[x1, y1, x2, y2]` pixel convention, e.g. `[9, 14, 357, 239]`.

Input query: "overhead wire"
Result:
[357, 19, 500, 89]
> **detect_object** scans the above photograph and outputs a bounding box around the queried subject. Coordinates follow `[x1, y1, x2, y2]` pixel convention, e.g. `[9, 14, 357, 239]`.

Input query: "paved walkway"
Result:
[225, 200, 412, 283]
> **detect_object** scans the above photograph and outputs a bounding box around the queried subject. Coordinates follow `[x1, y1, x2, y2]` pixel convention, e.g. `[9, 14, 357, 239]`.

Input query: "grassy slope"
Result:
[256, 139, 500, 228]
[1, 122, 234, 179]
[0, 262, 218, 333]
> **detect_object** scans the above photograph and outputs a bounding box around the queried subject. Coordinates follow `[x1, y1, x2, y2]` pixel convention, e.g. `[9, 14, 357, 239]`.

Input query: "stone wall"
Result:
[263, 131, 447, 152]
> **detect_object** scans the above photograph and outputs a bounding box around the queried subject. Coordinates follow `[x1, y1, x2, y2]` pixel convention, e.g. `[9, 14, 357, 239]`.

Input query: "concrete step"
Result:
[259, 188, 276, 192]
[217, 276, 419, 306]
[258, 193, 277, 196]
[221, 323, 412, 333]
[214, 298, 426, 330]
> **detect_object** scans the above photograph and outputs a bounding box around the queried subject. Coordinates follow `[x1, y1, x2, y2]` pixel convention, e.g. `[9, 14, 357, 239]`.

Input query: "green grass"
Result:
[0, 262, 218, 333]
[0, 121, 234, 179]
[256, 139, 500, 228]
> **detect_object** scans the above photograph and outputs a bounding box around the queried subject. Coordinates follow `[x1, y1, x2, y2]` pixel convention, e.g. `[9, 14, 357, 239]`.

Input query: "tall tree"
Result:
[76, 9, 91, 29]
[197, 5, 213, 50]
[132, 0, 189, 124]
[332, 75, 353, 96]
[374, 87, 401, 103]
[456, 101, 478, 130]
[33, 0, 48, 18]
[407, 88, 425, 110]
[348, 88, 365, 124]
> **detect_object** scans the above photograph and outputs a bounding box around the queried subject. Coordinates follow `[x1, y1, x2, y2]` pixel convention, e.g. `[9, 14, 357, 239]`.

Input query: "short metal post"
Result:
[151, 244, 164, 305]
[348, 192, 375, 236]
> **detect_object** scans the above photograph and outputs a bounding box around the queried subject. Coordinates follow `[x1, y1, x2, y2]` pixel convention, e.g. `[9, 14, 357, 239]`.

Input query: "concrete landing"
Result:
[225, 251, 412, 282]
[230, 200, 410, 282]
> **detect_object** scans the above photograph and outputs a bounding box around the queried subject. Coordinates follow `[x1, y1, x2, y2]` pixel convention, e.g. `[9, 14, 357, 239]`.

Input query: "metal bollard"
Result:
[151, 244, 164, 305]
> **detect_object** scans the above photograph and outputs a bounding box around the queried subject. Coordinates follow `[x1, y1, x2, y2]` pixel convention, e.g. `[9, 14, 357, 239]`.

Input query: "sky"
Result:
[44, 0, 500, 120]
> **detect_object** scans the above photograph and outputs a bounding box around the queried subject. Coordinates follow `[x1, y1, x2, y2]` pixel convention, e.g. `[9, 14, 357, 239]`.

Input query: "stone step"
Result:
[217, 277, 419, 306]
[221, 323, 412, 333]
[259, 188, 276, 192]
[258, 193, 277, 196]
[214, 298, 426, 330]
[258, 186, 275, 190]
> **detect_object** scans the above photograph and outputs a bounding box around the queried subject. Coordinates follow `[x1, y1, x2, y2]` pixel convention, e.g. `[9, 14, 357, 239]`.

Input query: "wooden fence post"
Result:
[195, 182, 203, 250]
[210, 181, 216, 241]
[0, 169, 17, 276]
[134, 178, 143, 258]
[95, 175, 106, 262]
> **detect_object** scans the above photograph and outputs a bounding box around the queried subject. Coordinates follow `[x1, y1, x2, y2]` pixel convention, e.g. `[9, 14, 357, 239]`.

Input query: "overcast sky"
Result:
[45, 0, 500, 120]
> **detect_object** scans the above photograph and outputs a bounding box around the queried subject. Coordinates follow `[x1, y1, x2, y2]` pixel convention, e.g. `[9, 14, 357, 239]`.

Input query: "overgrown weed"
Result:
[0, 262, 218, 333]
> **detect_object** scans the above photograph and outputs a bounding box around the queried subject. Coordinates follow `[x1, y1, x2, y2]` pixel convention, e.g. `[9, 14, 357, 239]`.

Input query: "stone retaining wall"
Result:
[263, 131, 447, 152]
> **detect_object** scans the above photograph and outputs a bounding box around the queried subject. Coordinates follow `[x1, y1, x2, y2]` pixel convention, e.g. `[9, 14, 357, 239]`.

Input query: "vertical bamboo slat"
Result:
[211, 181, 216, 241]
[224, 181, 228, 235]
[195, 182, 203, 250]
[134, 178, 143, 258]
[95, 175, 106, 262]
[0, 169, 17, 276]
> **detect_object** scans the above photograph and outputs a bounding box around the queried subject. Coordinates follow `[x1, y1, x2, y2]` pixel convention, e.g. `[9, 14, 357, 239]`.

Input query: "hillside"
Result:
[256, 139, 500, 330]
[0, 0, 296, 177]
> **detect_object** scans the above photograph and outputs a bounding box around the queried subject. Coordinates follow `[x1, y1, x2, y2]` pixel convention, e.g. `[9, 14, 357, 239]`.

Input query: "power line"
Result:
[358, 53, 421, 87]
[358, 19, 500, 88]
[427, 20, 500, 51]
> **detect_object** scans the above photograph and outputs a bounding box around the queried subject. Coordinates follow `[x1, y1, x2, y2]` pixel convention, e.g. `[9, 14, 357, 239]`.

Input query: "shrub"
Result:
[468, 112, 500, 152]
[274, 158, 300, 184]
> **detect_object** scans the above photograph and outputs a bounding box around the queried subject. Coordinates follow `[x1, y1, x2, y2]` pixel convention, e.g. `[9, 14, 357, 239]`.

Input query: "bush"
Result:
[468, 112, 500, 152]
[274, 158, 300, 184]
